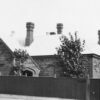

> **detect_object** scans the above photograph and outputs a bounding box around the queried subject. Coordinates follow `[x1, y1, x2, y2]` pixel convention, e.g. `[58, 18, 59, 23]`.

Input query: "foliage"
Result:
[10, 49, 29, 76]
[13, 49, 29, 63]
[56, 32, 87, 78]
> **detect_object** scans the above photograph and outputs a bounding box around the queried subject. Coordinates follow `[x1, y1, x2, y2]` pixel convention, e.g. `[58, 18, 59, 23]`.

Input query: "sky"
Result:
[0, 0, 100, 55]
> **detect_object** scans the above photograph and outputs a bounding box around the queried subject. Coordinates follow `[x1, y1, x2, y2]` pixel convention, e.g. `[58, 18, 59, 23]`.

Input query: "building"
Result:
[0, 38, 14, 75]
[0, 38, 40, 76]
[31, 53, 100, 78]
[0, 22, 100, 78]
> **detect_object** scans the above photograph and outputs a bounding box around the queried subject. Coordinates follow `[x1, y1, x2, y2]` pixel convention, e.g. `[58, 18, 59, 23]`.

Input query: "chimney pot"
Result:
[26, 22, 34, 30]
[98, 30, 100, 45]
[56, 23, 63, 34]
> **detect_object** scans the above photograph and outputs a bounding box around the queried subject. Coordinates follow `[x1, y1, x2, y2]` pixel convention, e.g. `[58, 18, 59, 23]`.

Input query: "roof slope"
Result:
[1, 34, 61, 56]
[1, 33, 100, 56]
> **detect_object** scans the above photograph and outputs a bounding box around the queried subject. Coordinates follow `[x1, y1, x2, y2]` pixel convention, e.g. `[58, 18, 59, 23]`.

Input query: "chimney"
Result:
[25, 22, 34, 46]
[98, 30, 100, 45]
[56, 23, 63, 34]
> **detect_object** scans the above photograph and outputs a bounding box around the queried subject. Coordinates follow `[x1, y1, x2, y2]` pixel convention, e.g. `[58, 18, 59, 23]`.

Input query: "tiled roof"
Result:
[1, 32, 100, 56]
[1, 34, 61, 56]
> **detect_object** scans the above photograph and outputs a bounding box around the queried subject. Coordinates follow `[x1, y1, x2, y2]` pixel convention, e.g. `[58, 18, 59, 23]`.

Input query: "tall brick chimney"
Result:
[56, 23, 63, 34]
[98, 30, 100, 45]
[25, 22, 34, 46]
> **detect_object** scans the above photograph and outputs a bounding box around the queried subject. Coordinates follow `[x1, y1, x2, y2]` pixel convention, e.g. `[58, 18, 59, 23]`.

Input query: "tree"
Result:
[56, 32, 87, 78]
[10, 49, 29, 76]
[13, 49, 29, 63]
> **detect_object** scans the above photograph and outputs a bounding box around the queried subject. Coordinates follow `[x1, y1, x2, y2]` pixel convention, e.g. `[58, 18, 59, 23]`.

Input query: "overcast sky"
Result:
[0, 0, 100, 54]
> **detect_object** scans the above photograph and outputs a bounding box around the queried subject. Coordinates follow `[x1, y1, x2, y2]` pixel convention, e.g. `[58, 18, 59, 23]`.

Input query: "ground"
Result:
[0, 94, 77, 100]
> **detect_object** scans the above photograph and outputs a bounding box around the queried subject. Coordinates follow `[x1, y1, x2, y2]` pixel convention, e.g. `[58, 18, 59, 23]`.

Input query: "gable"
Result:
[0, 39, 14, 57]
[0, 38, 14, 62]
[23, 56, 40, 77]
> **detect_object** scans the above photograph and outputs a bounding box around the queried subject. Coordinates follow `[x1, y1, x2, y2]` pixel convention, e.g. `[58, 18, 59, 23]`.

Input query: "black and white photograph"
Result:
[0, 0, 99, 100]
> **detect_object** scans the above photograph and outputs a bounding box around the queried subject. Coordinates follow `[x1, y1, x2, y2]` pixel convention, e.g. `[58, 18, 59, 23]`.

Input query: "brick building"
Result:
[0, 22, 100, 78]
[0, 38, 40, 76]
[31, 54, 100, 78]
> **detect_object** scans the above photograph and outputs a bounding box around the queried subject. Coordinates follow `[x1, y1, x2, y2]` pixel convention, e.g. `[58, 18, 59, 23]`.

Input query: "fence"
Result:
[90, 79, 100, 100]
[0, 76, 87, 100]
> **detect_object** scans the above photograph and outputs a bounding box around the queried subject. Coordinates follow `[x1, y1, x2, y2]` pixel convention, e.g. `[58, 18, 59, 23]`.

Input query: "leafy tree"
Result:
[56, 32, 87, 78]
[13, 49, 29, 63]
[10, 49, 29, 76]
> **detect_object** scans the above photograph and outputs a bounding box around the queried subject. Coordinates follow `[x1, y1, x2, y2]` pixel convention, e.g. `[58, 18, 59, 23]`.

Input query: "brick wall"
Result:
[32, 55, 63, 77]
[81, 54, 93, 78]
[32, 54, 100, 78]
[92, 55, 100, 78]
[0, 39, 13, 76]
